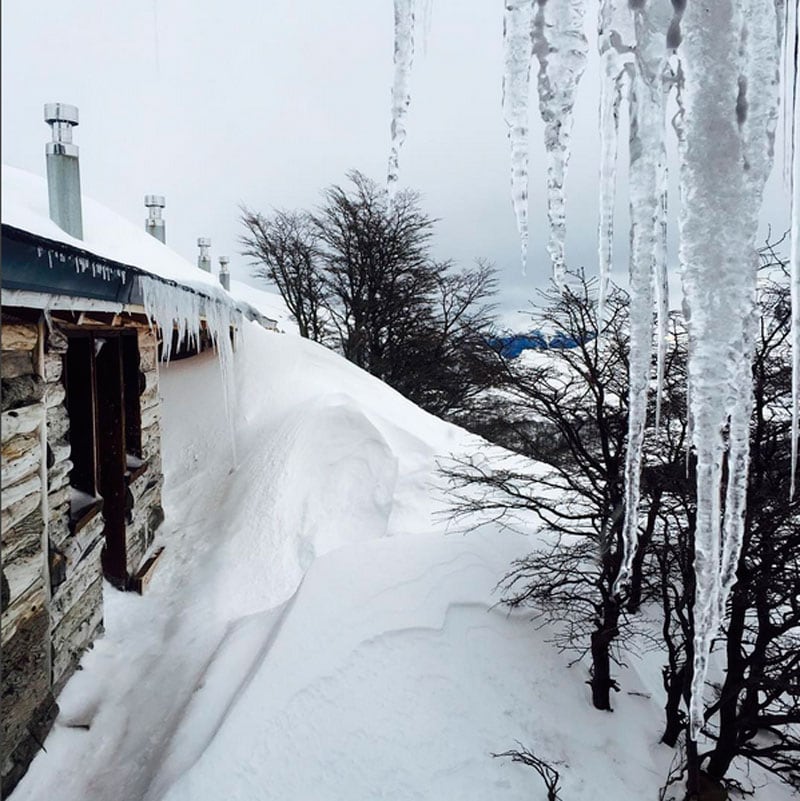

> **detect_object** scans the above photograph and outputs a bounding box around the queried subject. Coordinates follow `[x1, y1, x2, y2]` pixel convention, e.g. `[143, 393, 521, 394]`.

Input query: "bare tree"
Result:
[654, 259, 800, 793]
[241, 171, 502, 419]
[239, 208, 328, 341]
[492, 743, 564, 800]
[446, 256, 800, 796]
[443, 273, 673, 711]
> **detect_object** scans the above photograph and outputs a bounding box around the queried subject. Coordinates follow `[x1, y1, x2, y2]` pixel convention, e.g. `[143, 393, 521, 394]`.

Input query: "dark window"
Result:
[122, 332, 142, 459]
[63, 330, 144, 582]
[65, 335, 97, 499]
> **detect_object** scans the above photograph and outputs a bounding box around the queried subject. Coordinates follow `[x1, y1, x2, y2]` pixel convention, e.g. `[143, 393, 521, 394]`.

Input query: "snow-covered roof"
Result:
[228, 279, 294, 333]
[1, 165, 230, 305]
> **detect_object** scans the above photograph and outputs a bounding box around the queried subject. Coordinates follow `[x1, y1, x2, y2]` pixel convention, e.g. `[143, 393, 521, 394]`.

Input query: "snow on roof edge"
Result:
[0, 165, 240, 310]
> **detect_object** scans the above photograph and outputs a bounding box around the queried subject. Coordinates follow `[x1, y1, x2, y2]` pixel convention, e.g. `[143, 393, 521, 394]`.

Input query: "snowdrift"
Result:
[12, 323, 790, 801]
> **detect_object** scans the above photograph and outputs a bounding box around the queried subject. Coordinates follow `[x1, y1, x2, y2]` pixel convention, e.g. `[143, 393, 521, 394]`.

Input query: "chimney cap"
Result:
[144, 194, 166, 209]
[219, 256, 230, 268]
[44, 102, 79, 126]
[197, 237, 211, 247]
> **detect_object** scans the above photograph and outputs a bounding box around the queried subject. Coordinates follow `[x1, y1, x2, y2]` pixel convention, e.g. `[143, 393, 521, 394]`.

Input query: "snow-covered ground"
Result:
[12, 323, 790, 801]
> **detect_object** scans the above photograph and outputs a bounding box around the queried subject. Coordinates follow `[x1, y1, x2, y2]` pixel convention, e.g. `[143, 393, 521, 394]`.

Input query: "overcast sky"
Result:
[1, 0, 792, 325]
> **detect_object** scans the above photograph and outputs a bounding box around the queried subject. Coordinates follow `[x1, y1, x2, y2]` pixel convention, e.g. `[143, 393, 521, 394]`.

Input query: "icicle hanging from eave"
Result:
[596, 0, 634, 322]
[140, 276, 242, 469]
[531, 0, 589, 287]
[616, 0, 672, 595]
[203, 296, 241, 469]
[788, 0, 800, 497]
[718, 0, 782, 616]
[502, 0, 535, 275]
[388, 0, 416, 198]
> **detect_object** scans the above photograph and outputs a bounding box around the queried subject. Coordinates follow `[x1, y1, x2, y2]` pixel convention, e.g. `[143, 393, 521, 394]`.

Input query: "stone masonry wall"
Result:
[1, 315, 165, 795]
[1, 317, 57, 796]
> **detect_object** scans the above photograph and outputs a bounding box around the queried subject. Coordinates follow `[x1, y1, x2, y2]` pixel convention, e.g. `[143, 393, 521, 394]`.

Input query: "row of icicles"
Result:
[387, 0, 800, 742]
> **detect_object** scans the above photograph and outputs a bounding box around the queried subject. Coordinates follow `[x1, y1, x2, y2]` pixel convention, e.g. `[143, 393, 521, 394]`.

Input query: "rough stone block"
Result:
[51, 575, 103, 692]
[1, 474, 41, 513]
[1, 491, 41, 539]
[47, 404, 70, 443]
[0, 602, 52, 796]
[0, 351, 34, 380]
[1, 555, 45, 634]
[1, 374, 45, 412]
[44, 382, 66, 409]
[1, 507, 43, 564]
[1, 692, 58, 798]
[1, 324, 38, 352]
[50, 533, 103, 631]
[43, 351, 64, 382]
[1, 440, 41, 488]
[2, 403, 43, 442]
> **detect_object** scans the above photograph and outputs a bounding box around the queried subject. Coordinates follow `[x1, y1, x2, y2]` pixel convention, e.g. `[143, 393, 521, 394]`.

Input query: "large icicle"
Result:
[788, 0, 800, 496]
[387, 0, 416, 197]
[676, 0, 781, 740]
[502, 0, 535, 274]
[203, 297, 241, 469]
[616, 1, 672, 593]
[596, 0, 634, 322]
[531, 0, 588, 286]
[718, 0, 782, 613]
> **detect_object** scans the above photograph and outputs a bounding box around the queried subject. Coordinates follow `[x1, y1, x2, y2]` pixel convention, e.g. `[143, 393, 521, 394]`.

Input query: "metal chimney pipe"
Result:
[44, 103, 83, 239]
[218, 256, 230, 291]
[144, 195, 166, 243]
[197, 237, 212, 272]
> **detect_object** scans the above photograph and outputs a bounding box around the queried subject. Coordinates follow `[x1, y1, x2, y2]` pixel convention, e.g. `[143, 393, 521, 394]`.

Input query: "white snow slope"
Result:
[12, 323, 790, 801]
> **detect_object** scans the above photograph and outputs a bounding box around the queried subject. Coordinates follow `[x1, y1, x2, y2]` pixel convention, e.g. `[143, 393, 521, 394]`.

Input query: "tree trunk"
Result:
[704, 599, 747, 781]
[626, 489, 661, 613]
[661, 664, 687, 747]
[589, 599, 620, 710]
[684, 735, 701, 800]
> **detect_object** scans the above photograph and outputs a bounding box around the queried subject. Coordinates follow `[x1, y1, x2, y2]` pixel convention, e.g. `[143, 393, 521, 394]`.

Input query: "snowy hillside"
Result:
[11, 323, 791, 801]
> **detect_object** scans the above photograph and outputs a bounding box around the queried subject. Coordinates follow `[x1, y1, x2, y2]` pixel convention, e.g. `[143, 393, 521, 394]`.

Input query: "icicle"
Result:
[203, 298, 240, 469]
[789, 1, 800, 497]
[654, 182, 669, 431]
[420, 0, 434, 54]
[677, 0, 782, 741]
[596, 0, 634, 322]
[531, 0, 588, 286]
[718, 0, 783, 613]
[387, 0, 416, 198]
[616, 0, 671, 594]
[503, 0, 534, 275]
[140, 277, 242, 468]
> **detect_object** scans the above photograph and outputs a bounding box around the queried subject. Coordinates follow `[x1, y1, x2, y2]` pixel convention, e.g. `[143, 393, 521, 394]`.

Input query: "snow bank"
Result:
[12, 321, 791, 801]
[157, 530, 671, 801]
[12, 322, 466, 801]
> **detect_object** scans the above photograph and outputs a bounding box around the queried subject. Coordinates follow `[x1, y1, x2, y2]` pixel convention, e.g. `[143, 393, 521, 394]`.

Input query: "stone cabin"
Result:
[1, 149, 268, 795]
